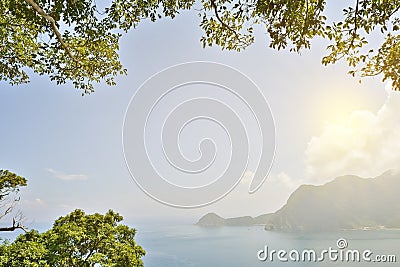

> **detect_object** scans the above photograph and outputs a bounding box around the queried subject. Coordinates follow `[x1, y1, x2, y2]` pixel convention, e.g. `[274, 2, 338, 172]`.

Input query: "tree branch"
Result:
[24, 0, 80, 64]
[0, 195, 20, 220]
[388, 5, 400, 17]
[347, 0, 359, 54]
[301, 1, 309, 37]
[353, 0, 359, 36]
[0, 218, 27, 233]
[0, 205, 13, 220]
[210, 0, 241, 41]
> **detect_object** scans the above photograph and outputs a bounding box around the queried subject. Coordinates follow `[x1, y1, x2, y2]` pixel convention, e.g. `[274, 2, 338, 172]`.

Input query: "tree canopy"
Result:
[0, 170, 27, 232]
[0, 209, 145, 266]
[0, 0, 399, 93]
[0, 171, 145, 265]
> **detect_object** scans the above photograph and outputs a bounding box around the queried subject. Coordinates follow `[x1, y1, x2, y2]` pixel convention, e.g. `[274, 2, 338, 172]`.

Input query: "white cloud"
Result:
[241, 170, 299, 188]
[22, 198, 45, 208]
[240, 170, 300, 192]
[47, 168, 89, 181]
[34, 198, 44, 205]
[240, 170, 254, 185]
[267, 172, 302, 190]
[305, 89, 400, 183]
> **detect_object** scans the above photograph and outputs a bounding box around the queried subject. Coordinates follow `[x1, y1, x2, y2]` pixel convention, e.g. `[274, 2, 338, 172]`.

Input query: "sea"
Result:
[135, 224, 400, 267]
[2, 223, 399, 266]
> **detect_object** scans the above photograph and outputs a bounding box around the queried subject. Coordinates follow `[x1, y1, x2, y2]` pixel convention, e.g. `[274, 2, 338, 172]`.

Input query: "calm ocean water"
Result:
[2, 223, 399, 266]
[136, 224, 400, 267]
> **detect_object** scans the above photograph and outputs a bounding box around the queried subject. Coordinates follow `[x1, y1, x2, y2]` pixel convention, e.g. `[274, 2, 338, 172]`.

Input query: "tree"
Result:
[0, 209, 145, 267]
[0, 170, 27, 232]
[0, 0, 399, 93]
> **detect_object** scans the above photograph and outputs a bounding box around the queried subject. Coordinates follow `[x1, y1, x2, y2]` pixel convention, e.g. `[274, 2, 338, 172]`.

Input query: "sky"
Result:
[0, 2, 398, 231]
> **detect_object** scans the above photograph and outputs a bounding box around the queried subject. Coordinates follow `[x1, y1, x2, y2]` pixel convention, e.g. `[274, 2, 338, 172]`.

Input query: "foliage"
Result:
[0, 170, 27, 200]
[0, 170, 27, 232]
[0, 209, 145, 267]
[200, 0, 400, 89]
[0, 0, 399, 92]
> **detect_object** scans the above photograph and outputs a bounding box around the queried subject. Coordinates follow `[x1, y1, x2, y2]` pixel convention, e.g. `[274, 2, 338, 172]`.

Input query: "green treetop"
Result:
[0, 209, 145, 267]
[0, 0, 399, 93]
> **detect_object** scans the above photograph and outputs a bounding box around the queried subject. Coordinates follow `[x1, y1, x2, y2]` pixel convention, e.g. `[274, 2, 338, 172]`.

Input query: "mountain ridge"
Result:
[196, 170, 400, 231]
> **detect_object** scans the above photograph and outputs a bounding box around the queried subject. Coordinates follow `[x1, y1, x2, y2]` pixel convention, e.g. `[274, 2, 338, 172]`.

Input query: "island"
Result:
[196, 170, 400, 231]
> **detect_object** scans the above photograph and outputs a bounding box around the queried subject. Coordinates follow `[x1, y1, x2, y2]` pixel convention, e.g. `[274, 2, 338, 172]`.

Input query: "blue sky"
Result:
[0, 3, 394, 229]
